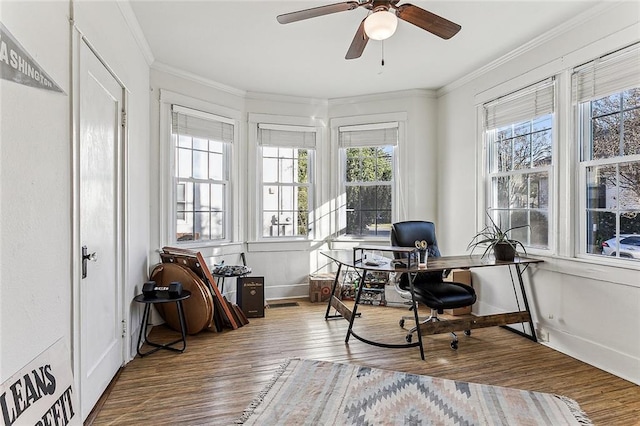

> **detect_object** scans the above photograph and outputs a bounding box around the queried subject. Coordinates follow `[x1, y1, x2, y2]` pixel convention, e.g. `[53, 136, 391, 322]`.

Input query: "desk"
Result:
[321, 249, 542, 360]
[134, 290, 191, 357]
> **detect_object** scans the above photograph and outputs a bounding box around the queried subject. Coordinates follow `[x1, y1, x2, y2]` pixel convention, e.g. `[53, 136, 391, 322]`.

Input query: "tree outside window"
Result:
[483, 78, 555, 250]
[343, 146, 393, 237]
[487, 114, 553, 248]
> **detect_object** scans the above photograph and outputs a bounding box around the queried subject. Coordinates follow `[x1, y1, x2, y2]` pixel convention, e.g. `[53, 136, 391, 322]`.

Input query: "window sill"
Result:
[532, 253, 640, 288]
[330, 237, 390, 245]
[159, 241, 245, 257]
[247, 239, 316, 252]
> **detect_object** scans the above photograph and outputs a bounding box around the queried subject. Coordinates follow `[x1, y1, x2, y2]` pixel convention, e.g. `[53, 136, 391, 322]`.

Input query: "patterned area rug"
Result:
[237, 358, 592, 425]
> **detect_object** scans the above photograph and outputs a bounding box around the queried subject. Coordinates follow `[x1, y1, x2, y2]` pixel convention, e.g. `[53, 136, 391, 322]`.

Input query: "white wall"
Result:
[1, 0, 71, 379]
[437, 2, 640, 384]
[0, 0, 150, 410]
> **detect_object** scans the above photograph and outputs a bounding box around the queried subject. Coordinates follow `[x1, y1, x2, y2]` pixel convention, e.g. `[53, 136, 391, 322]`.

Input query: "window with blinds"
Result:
[258, 124, 316, 238]
[574, 43, 640, 261]
[339, 122, 397, 237]
[172, 105, 233, 242]
[483, 77, 556, 250]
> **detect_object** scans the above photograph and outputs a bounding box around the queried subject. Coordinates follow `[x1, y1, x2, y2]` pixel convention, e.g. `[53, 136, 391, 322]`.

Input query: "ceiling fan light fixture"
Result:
[364, 10, 398, 41]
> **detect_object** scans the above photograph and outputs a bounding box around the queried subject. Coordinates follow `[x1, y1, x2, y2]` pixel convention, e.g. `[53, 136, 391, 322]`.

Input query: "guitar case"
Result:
[149, 262, 214, 334]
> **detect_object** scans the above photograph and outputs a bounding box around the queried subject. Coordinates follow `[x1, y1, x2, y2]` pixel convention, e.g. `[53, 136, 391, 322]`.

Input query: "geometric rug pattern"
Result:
[237, 358, 592, 425]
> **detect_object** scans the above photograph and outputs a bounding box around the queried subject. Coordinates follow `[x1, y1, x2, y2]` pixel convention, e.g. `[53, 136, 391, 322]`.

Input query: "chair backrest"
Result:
[391, 221, 443, 284]
[391, 221, 442, 258]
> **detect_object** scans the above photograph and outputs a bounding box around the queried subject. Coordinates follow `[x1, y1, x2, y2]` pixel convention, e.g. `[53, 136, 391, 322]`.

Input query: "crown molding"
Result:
[436, 2, 616, 98]
[245, 91, 328, 106]
[329, 88, 436, 106]
[151, 68, 431, 105]
[116, 0, 154, 65]
[152, 61, 247, 98]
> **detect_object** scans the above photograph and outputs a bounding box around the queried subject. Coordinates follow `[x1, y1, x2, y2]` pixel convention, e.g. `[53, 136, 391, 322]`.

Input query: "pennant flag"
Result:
[0, 21, 65, 94]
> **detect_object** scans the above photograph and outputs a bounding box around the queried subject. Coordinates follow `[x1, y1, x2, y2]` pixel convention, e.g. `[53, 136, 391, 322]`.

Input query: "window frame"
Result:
[257, 123, 317, 240]
[573, 43, 640, 263]
[576, 90, 640, 262]
[172, 124, 231, 243]
[337, 122, 399, 240]
[248, 114, 323, 243]
[481, 78, 557, 254]
[159, 90, 240, 248]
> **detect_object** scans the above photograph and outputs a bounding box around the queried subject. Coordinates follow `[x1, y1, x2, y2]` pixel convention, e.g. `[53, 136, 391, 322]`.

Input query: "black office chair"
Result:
[391, 221, 477, 350]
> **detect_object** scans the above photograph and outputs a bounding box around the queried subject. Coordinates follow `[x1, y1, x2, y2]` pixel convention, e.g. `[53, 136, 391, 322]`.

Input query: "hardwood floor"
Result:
[90, 299, 640, 425]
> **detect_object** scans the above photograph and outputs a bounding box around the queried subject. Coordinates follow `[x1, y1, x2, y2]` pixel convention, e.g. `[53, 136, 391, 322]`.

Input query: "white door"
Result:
[78, 40, 124, 420]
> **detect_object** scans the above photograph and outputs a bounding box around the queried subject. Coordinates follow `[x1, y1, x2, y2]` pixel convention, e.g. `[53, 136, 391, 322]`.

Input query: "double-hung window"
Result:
[171, 105, 233, 242]
[339, 123, 397, 238]
[574, 43, 640, 261]
[258, 124, 316, 238]
[483, 78, 556, 250]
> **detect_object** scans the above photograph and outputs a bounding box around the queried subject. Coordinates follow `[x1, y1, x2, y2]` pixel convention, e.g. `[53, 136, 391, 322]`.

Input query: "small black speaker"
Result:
[237, 277, 264, 318]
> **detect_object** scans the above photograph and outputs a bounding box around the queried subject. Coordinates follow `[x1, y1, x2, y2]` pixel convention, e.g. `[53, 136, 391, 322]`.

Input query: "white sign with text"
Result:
[0, 339, 79, 426]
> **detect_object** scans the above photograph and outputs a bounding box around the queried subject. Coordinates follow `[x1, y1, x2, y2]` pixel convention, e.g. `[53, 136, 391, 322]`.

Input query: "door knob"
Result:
[82, 245, 97, 279]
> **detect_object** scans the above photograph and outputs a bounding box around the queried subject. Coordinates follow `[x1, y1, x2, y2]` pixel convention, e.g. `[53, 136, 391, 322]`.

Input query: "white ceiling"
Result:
[129, 0, 600, 99]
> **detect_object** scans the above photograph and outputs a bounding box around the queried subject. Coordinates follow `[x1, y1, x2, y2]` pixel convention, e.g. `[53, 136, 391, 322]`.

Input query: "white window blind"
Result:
[258, 123, 316, 148]
[172, 105, 234, 143]
[573, 42, 640, 103]
[483, 78, 555, 129]
[339, 122, 399, 147]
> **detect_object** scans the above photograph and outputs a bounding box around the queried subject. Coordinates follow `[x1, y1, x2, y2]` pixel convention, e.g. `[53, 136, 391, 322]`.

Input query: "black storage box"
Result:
[237, 276, 265, 318]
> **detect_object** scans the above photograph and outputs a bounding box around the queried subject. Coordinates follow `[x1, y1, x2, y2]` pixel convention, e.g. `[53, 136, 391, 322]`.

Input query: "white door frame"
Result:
[71, 28, 129, 420]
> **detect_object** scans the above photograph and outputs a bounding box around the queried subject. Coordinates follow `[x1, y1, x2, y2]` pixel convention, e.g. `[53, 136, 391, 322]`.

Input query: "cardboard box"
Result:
[443, 270, 473, 315]
[309, 273, 340, 303]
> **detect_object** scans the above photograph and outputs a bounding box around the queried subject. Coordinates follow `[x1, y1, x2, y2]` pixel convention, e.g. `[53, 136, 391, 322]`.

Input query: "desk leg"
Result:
[408, 272, 425, 360]
[515, 264, 537, 342]
[325, 263, 343, 320]
[345, 268, 367, 343]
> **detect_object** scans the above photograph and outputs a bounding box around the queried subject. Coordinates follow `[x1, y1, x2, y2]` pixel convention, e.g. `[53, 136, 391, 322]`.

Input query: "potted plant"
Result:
[467, 212, 528, 261]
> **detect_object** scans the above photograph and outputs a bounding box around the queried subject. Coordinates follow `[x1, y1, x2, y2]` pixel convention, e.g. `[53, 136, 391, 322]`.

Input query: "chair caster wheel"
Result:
[450, 341, 458, 350]
[405, 334, 412, 343]
[464, 330, 471, 336]
[399, 319, 405, 328]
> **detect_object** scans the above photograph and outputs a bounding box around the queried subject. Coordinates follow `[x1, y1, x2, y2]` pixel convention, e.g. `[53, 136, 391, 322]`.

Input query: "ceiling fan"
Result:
[276, 0, 461, 60]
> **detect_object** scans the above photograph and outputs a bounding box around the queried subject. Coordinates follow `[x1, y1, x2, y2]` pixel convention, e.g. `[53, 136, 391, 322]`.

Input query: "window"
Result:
[575, 43, 640, 261]
[258, 124, 316, 238]
[171, 105, 233, 242]
[483, 78, 555, 249]
[339, 123, 397, 237]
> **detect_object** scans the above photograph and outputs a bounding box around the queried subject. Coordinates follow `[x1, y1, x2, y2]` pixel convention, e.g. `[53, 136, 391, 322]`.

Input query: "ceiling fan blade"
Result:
[396, 4, 461, 39]
[345, 19, 369, 59]
[277, 1, 361, 24]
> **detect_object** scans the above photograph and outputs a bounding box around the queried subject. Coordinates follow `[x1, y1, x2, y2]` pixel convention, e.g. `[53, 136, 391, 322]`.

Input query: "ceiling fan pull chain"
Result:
[381, 40, 385, 67]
